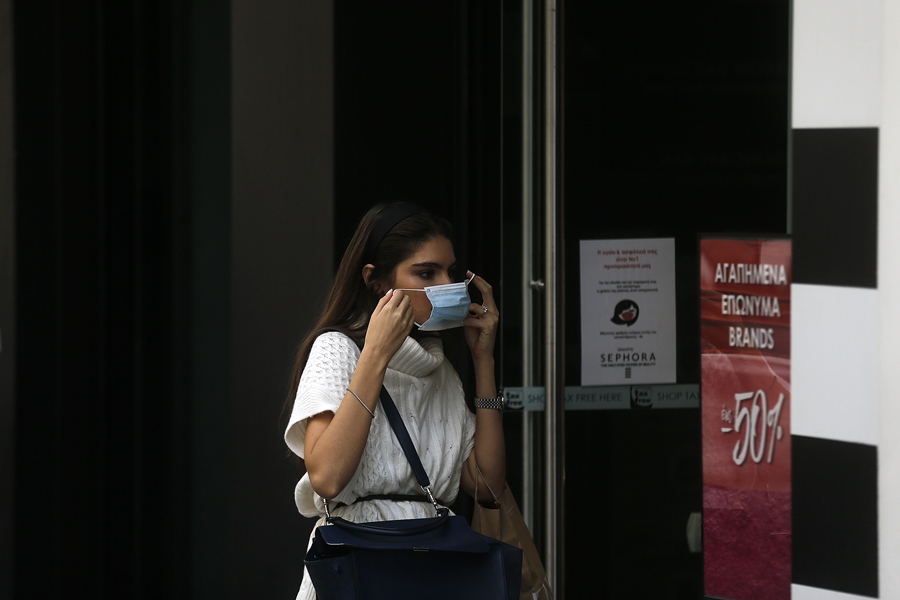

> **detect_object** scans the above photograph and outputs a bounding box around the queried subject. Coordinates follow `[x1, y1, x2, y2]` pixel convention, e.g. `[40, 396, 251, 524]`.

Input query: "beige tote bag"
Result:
[472, 470, 553, 600]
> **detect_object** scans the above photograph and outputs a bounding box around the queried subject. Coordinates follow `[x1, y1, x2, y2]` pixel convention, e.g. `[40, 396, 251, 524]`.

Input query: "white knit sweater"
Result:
[284, 332, 476, 600]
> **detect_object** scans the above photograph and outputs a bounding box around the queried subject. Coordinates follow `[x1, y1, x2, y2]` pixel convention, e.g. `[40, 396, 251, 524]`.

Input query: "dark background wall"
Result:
[1, 0, 15, 598]
[6, 0, 334, 598]
[226, 1, 334, 598]
[332, 1, 503, 271]
[4, 0, 501, 598]
[12, 2, 195, 597]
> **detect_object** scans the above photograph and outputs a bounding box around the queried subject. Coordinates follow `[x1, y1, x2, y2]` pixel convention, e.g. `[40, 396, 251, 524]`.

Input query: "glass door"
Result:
[500, 0, 791, 598]
[498, 0, 564, 593]
[560, 1, 790, 597]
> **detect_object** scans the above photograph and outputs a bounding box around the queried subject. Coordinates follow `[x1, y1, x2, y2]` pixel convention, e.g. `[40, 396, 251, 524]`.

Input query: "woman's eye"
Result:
[419, 271, 434, 280]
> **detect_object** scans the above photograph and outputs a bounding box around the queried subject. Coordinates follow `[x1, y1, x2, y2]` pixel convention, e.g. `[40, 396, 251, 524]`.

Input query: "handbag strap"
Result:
[322, 377, 444, 519]
[336, 333, 432, 488]
[322, 333, 443, 518]
[377, 385, 429, 488]
[377, 385, 444, 515]
[475, 464, 500, 505]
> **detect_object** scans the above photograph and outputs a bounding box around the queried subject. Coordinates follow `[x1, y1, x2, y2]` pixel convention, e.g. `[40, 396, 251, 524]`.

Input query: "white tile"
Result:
[792, 584, 877, 600]
[878, 4, 900, 595]
[791, 284, 878, 445]
[793, 0, 883, 128]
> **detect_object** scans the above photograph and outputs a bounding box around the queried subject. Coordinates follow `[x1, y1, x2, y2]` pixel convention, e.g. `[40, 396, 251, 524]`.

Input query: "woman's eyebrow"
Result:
[409, 261, 456, 269]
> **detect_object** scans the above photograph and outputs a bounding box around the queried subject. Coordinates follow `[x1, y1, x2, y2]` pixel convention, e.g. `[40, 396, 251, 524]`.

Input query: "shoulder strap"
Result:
[377, 386, 445, 514]
[377, 385, 431, 490]
[344, 335, 443, 512]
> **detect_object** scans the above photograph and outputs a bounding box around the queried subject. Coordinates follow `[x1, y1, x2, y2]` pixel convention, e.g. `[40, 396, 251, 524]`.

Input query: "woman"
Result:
[284, 202, 506, 600]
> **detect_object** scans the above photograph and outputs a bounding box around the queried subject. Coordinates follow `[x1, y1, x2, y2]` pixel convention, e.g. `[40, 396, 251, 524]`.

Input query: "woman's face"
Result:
[389, 236, 458, 326]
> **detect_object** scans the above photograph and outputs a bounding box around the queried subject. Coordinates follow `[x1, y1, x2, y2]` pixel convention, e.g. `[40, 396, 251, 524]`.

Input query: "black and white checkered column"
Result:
[790, 1, 898, 598]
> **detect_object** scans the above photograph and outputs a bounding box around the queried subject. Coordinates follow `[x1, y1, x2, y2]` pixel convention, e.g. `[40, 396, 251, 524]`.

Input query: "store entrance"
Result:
[490, 1, 792, 597]
[553, 1, 791, 597]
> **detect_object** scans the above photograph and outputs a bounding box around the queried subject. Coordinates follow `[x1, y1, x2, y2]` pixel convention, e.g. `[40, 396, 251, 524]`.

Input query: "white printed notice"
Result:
[580, 238, 677, 385]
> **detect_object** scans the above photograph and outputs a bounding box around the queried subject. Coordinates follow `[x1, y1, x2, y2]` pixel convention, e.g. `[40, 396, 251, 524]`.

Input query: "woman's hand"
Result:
[363, 289, 414, 366]
[460, 272, 505, 499]
[304, 290, 414, 500]
[463, 272, 499, 363]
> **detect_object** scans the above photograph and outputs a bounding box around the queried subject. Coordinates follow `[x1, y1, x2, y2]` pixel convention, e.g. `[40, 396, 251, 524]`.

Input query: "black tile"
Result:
[792, 435, 878, 597]
[792, 128, 878, 288]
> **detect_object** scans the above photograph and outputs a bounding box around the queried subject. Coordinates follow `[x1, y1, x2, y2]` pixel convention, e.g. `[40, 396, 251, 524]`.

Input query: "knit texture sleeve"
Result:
[284, 332, 360, 458]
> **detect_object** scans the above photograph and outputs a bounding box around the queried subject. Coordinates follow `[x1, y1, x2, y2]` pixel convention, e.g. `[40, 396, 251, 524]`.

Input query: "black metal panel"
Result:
[792, 435, 879, 597]
[792, 127, 878, 288]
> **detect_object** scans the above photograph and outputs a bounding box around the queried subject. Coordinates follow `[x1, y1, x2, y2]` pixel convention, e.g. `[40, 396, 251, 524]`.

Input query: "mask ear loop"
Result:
[392, 271, 475, 295]
[390, 287, 427, 329]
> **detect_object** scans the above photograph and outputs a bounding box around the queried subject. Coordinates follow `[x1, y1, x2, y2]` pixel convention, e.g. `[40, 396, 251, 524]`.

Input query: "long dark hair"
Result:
[286, 202, 455, 400]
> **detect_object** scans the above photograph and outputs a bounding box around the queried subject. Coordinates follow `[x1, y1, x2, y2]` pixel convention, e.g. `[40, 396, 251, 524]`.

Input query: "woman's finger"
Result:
[465, 301, 499, 322]
[396, 293, 414, 322]
[373, 289, 394, 313]
[467, 271, 497, 312]
[465, 302, 488, 317]
[464, 303, 499, 327]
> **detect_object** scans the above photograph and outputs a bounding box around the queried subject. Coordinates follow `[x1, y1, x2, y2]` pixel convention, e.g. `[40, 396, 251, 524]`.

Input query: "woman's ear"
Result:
[362, 264, 381, 294]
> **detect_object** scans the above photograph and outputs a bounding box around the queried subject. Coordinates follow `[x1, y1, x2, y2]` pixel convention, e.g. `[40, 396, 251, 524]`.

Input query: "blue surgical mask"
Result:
[397, 272, 475, 331]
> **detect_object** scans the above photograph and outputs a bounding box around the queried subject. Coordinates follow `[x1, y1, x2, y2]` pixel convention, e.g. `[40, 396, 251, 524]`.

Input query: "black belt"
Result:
[333, 493, 447, 509]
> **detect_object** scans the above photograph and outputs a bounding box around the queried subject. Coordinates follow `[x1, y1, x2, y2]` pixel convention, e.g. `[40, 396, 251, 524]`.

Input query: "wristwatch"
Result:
[474, 392, 506, 412]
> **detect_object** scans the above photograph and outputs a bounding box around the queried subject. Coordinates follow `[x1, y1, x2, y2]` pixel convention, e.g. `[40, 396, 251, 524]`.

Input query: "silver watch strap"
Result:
[474, 394, 504, 411]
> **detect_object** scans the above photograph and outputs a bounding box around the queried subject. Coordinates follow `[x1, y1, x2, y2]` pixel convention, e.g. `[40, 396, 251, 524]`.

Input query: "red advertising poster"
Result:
[700, 238, 791, 600]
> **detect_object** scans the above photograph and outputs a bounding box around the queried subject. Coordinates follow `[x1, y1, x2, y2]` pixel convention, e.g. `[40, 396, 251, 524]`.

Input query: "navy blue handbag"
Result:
[304, 386, 522, 600]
